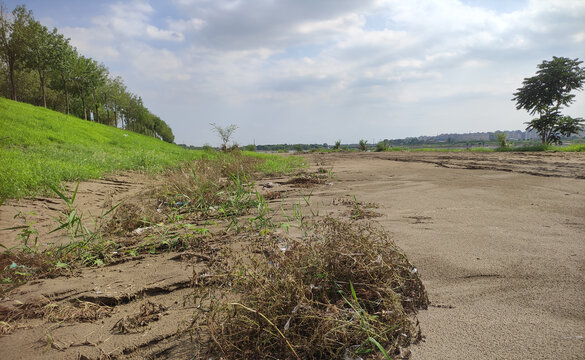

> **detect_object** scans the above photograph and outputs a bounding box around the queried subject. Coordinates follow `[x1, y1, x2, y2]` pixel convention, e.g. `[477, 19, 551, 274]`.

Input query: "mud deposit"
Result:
[1, 151, 584, 359]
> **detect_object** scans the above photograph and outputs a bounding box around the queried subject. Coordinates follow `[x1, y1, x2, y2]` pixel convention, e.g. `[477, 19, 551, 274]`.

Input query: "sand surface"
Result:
[1, 151, 584, 359]
[305, 152, 585, 359]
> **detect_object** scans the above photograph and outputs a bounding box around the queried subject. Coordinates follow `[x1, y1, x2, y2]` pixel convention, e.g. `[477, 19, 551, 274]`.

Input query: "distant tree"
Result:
[210, 123, 237, 151]
[333, 140, 341, 150]
[70, 55, 105, 120]
[495, 132, 507, 148]
[358, 139, 368, 151]
[0, 4, 34, 101]
[100, 75, 126, 127]
[23, 20, 59, 108]
[152, 114, 175, 143]
[48, 34, 76, 114]
[513, 57, 585, 145]
[375, 140, 389, 152]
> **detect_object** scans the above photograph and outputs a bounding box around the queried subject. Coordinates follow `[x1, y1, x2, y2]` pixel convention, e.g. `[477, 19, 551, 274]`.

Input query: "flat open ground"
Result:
[1, 151, 584, 359]
[307, 151, 585, 359]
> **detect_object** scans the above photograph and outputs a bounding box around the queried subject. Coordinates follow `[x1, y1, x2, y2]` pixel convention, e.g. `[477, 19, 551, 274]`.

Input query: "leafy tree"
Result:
[375, 140, 389, 152]
[99, 75, 126, 127]
[152, 114, 175, 143]
[48, 34, 76, 114]
[513, 57, 585, 145]
[70, 55, 106, 120]
[358, 139, 368, 151]
[23, 20, 59, 108]
[495, 132, 507, 148]
[0, 4, 33, 100]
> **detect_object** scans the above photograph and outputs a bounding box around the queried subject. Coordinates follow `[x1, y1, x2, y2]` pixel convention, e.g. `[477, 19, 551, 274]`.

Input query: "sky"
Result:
[5, 0, 585, 146]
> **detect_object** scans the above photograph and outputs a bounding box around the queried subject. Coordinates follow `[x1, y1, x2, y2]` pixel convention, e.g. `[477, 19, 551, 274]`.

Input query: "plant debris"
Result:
[195, 218, 428, 359]
[111, 301, 167, 334]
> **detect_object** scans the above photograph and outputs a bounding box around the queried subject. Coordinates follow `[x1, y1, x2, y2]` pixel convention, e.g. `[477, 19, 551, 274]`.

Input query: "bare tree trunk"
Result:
[9, 60, 16, 101]
[61, 72, 70, 114]
[37, 67, 46, 108]
[81, 94, 87, 120]
[65, 90, 70, 114]
[94, 98, 99, 123]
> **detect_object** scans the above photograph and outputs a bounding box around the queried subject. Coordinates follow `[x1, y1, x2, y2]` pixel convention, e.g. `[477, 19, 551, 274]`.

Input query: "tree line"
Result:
[0, 3, 174, 143]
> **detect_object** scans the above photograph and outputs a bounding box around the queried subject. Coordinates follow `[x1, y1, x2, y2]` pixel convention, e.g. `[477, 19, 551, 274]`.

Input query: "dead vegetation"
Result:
[283, 174, 329, 188]
[194, 218, 428, 359]
[112, 301, 167, 334]
[334, 197, 383, 220]
[42, 301, 113, 323]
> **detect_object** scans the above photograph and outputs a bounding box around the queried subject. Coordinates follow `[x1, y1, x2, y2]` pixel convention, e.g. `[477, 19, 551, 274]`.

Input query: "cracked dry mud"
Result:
[1, 151, 584, 359]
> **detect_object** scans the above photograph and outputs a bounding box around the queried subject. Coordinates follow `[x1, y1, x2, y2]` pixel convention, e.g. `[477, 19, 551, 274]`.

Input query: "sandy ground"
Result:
[1, 151, 584, 359]
[306, 152, 585, 360]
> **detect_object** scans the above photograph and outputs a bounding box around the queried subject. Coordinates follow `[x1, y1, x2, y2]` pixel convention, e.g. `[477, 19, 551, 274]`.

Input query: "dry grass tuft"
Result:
[284, 176, 325, 188]
[196, 218, 428, 359]
[111, 301, 166, 334]
[42, 301, 113, 322]
[105, 197, 163, 235]
[0, 320, 12, 335]
[333, 197, 382, 220]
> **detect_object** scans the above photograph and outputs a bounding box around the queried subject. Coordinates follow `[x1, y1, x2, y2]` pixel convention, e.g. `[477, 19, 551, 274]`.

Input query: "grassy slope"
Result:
[0, 98, 305, 199]
[0, 98, 202, 198]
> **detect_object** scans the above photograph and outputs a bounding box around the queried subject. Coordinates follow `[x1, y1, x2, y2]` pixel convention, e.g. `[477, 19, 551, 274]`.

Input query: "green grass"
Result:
[0, 98, 304, 199]
[247, 151, 307, 174]
[495, 144, 585, 152]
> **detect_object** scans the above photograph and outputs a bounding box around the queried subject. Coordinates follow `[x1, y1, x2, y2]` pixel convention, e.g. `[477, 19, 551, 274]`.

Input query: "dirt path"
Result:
[1, 151, 584, 359]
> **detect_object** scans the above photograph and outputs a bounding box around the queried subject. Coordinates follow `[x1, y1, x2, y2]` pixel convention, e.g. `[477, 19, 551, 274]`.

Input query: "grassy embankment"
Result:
[0, 98, 303, 199]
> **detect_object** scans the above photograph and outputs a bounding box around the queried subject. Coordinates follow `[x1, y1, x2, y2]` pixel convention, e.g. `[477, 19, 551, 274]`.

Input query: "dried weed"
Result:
[111, 301, 166, 334]
[42, 301, 113, 322]
[195, 218, 428, 359]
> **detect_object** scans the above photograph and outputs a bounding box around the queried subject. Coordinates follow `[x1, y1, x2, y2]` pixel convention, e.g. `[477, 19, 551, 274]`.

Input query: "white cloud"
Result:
[168, 18, 206, 33]
[145, 25, 184, 41]
[573, 32, 585, 43]
[296, 13, 364, 35]
[129, 45, 190, 81]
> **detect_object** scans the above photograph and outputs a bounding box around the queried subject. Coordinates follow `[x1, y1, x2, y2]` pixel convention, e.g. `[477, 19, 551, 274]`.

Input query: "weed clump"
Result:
[197, 218, 428, 359]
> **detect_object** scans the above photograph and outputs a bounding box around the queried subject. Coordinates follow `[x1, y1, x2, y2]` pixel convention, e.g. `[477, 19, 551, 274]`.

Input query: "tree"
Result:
[495, 132, 507, 149]
[0, 4, 34, 101]
[70, 55, 105, 120]
[99, 75, 126, 127]
[210, 123, 237, 151]
[358, 139, 368, 151]
[48, 34, 76, 114]
[24, 20, 59, 108]
[513, 57, 585, 145]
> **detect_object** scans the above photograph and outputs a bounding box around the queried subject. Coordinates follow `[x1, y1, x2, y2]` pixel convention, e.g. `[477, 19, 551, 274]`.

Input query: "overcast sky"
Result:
[6, 0, 585, 146]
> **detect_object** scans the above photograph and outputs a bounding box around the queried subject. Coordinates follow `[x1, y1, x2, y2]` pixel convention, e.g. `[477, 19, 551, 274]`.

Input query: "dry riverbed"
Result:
[1, 151, 584, 359]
